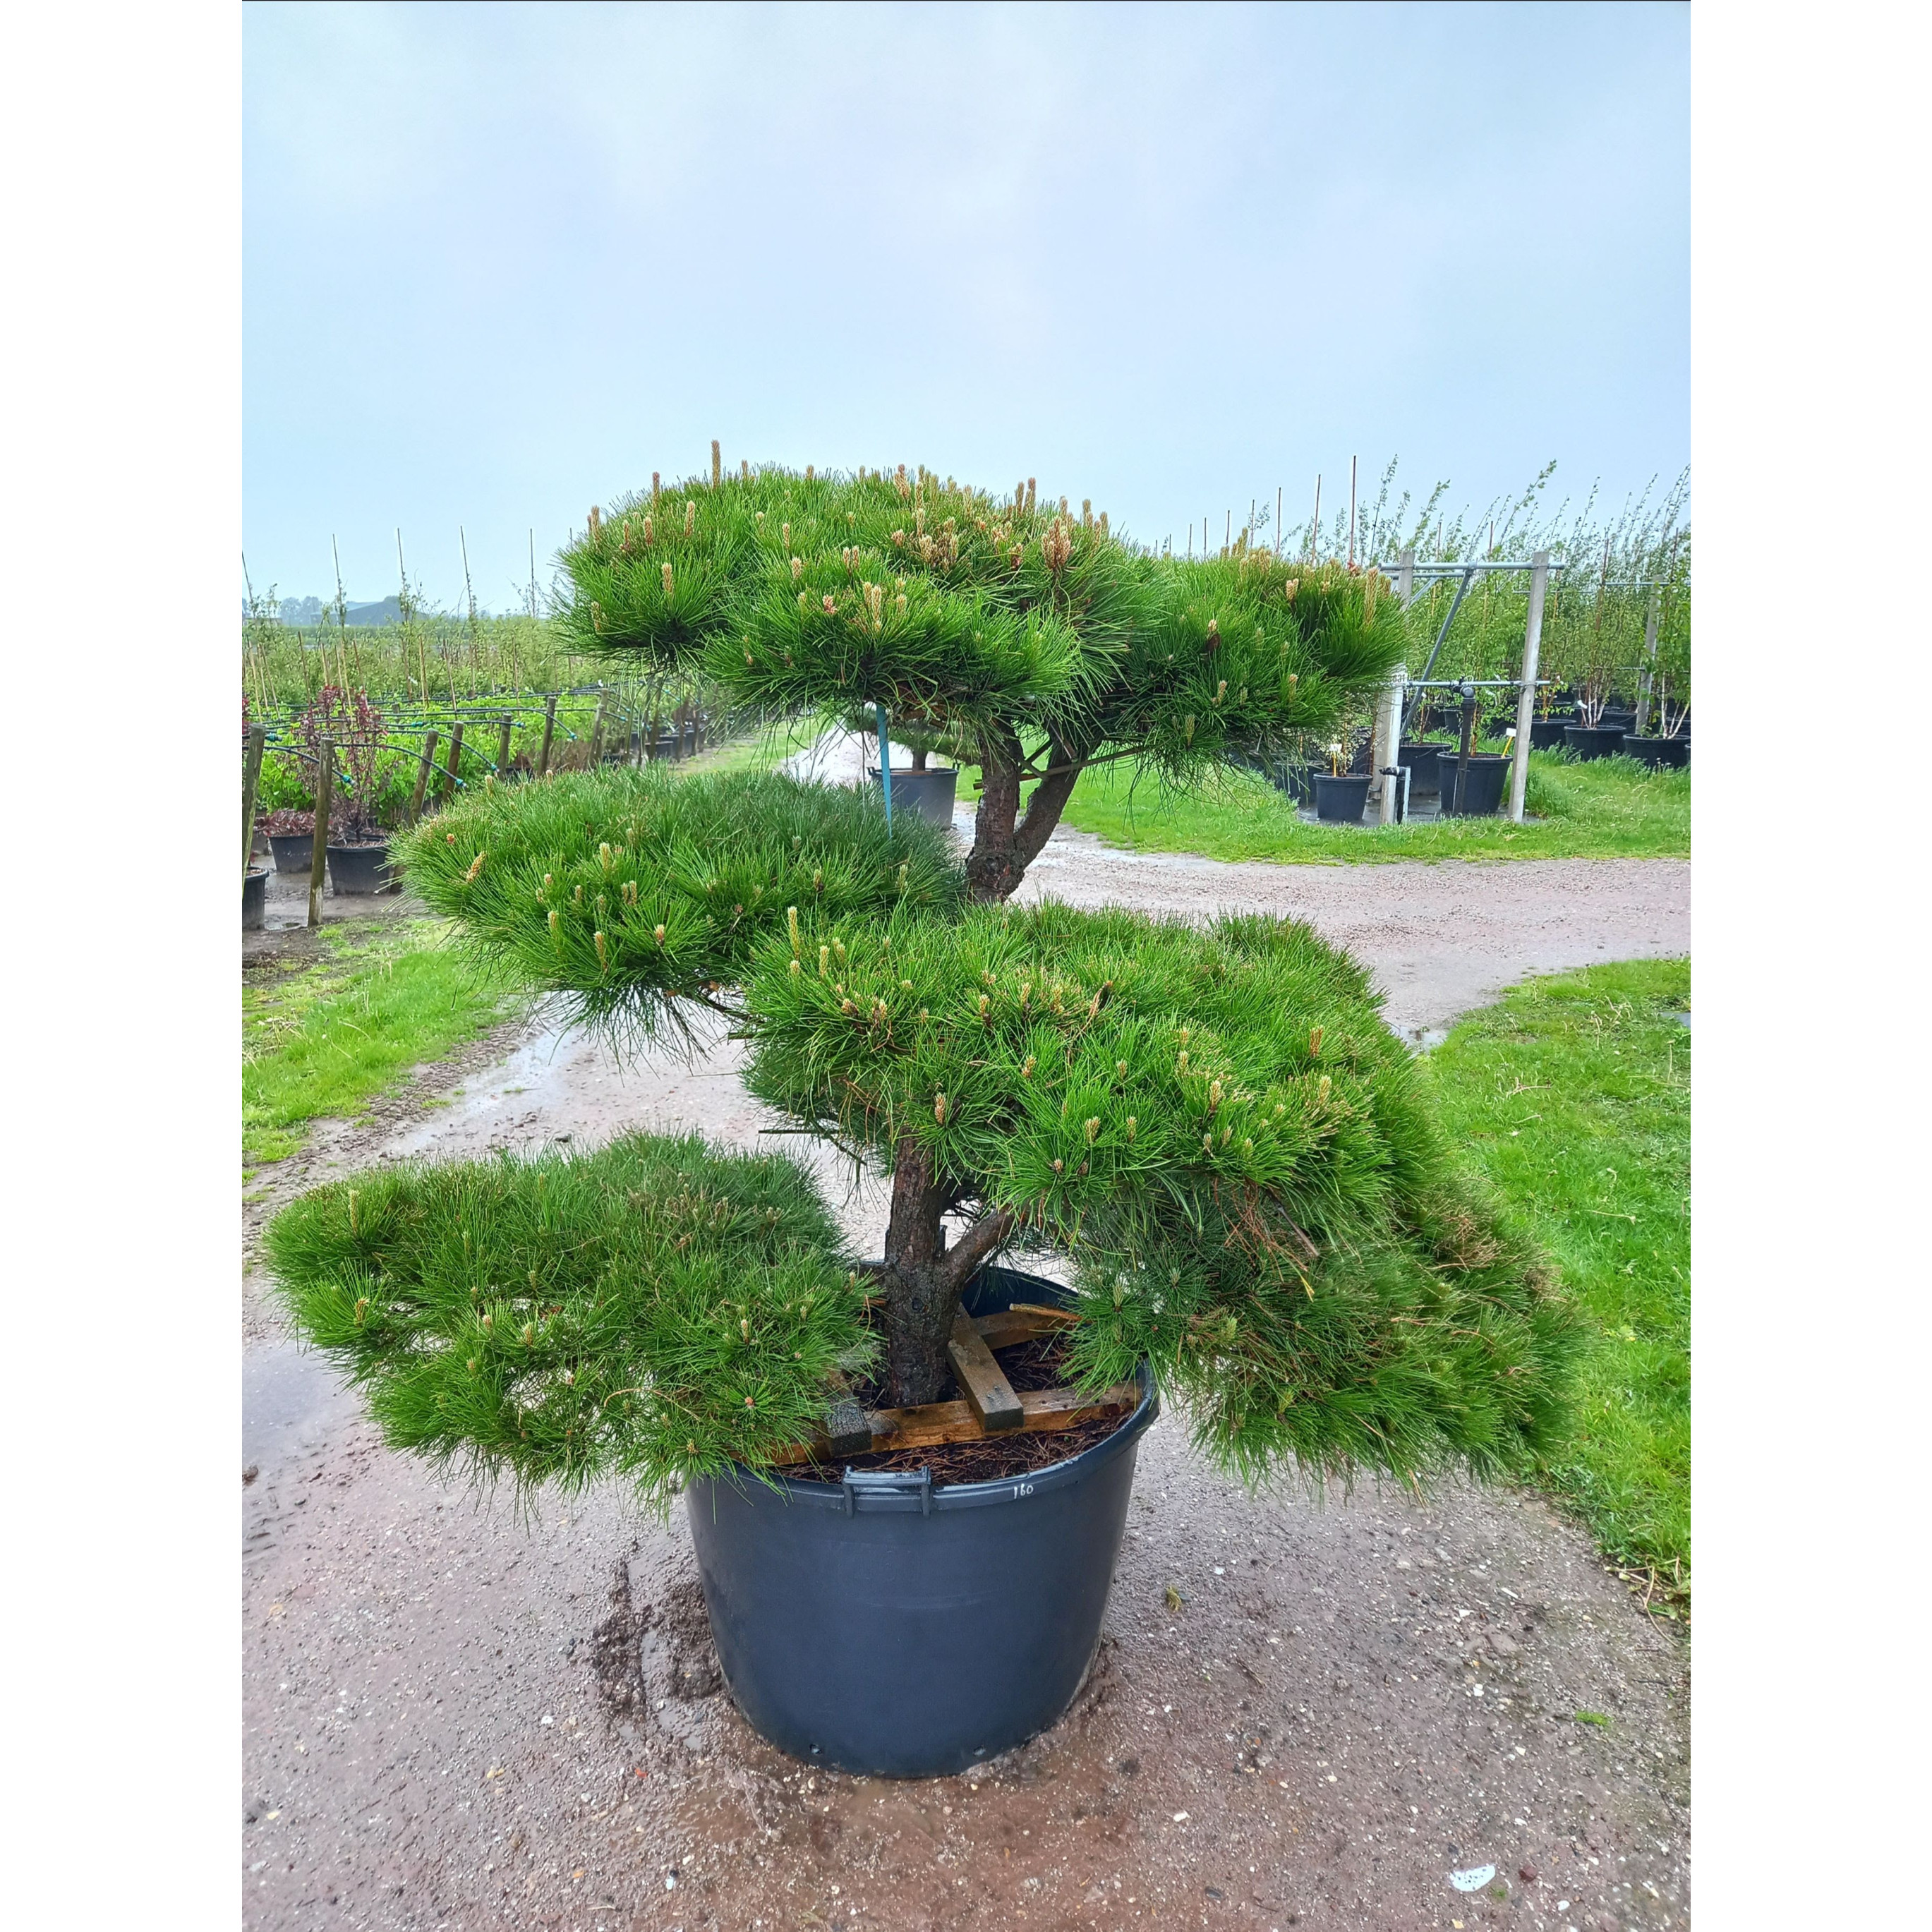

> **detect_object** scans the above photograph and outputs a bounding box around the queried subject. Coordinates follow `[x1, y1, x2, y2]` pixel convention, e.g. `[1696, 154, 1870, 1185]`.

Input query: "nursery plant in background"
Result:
[269, 457, 1580, 1777]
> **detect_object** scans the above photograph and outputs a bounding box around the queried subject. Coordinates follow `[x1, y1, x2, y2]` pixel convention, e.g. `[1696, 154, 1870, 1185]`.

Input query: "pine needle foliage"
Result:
[553, 464, 1410, 789]
[397, 763, 961, 1042]
[265, 1133, 871, 1506]
[740, 901, 1576, 1483]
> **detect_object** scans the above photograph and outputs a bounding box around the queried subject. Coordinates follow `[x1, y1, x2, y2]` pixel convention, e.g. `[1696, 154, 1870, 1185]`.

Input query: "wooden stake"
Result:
[442, 722, 464, 799]
[308, 737, 334, 928]
[1310, 475, 1321, 561]
[1635, 584, 1662, 735]
[242, 724, 266, 880]
[409, 730, 440, 823]
[711, 439, 721, 487]
[495, 712, 514, 782]
[770, 1381, 1139, 1465]
[947, 1305, 1023, 1432]
[588, 695, 608, 766]
[1507, 551, 1550, 823]
[1373, 663, 1406, 826]
[1348, 455, 1357, 570]
[536, 696, 556, 778]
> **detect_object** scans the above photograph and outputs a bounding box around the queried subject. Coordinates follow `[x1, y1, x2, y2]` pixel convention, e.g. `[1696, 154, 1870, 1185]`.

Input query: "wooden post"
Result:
[442, 721, 465, 799]
[1507, 551, 1550, 823]
[1397, 547, 1415, 605]
[536, 696, 556, 778]
[242, 724, 266, 880]
[409, 729, 439, 824]
[308, 737, 334, 928]
[1634, 584, 1662, 736]
[1375, 664, 1406, 826]
[588, 696, 607, 767]
[496, 712, 514, 783]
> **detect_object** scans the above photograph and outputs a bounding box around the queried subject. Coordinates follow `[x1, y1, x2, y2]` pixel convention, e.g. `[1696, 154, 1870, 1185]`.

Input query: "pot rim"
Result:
[706, 1363, 1158, 1516]
[705, 1264, 1160, 1515]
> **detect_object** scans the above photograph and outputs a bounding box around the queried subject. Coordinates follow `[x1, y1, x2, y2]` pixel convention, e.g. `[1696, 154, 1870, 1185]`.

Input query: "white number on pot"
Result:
[1011, 1482, 1035, 1499]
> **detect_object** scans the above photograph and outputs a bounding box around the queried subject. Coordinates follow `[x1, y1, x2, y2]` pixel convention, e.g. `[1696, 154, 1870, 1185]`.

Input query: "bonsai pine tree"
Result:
[270, 459, 1578, 1497]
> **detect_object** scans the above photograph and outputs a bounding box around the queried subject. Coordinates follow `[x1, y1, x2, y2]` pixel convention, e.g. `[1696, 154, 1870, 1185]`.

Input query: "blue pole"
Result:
[875, 702, 893, 827]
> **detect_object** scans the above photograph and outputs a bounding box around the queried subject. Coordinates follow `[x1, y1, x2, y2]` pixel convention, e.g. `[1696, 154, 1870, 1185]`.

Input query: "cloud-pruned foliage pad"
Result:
[265, 1133, 871, 1504]
[398, 764, 961, 1039]
[742, 901, 1576, 1480]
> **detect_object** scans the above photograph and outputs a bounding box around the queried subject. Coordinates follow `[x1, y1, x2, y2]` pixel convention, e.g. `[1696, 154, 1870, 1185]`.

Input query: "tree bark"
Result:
[963, 725, 1091, 902]
[878, 1137, 1013, 1406]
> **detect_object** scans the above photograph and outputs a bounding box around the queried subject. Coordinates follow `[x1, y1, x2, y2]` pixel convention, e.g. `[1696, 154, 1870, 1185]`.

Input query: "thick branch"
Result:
[938, 1207, 1015, 1292]
[1010, 735, 1089, 876]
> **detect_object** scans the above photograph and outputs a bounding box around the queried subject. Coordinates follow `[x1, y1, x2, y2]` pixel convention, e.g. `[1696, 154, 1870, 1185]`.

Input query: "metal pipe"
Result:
[1404, 567, 1478, 732]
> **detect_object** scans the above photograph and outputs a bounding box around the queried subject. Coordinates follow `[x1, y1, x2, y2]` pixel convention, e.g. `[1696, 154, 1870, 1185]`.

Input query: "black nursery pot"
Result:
[1563, 724, 1626, 762]
[325, 840, 398, 894]
[268, 833, 314, 874]
[1620, 735, 1690, 771]
[1528, 716, 1573, 750]
[1437, 752, 1510, 817]
[684, 1267, 1158, 1780]
[1596, 706, 1637, 734]
[1398, 742, 1447, 795]
[243, 867, 269, 930]
[1312, 772, 1372, 823]
[869, 765, 961, 826]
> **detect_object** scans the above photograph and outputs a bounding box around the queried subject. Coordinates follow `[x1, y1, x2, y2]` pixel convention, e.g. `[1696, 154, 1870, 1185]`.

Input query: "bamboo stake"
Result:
[1310, 476, 1321, 561]
[1348, 455, 1357, 570]
[242, 725, 266, 880]
[331, 536, 354, 694]
[308, 737, 334, 928]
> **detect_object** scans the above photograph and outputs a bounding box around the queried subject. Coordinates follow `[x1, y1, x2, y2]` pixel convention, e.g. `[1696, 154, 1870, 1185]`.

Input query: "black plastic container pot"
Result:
[1398, 742, 1447, 795]
[1528, 717, 1572, 751]
[1438, 753, 1509, 817]
[268, 833, 314, 874]
[1620, 735, 1690, 771]
[1563, 724, 1626, 762]
[325, 841, 397, 894]
[243, 867, 269, 930]
[869, 766, 961, 826]
[684, 1267, 1157, 1778]
[1597, 707, 1637, 734]
[1312, 772, 1372, 823]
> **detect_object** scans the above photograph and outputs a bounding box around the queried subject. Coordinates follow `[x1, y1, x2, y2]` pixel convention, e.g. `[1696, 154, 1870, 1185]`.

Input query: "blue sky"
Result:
[243, 1, 1687, 610]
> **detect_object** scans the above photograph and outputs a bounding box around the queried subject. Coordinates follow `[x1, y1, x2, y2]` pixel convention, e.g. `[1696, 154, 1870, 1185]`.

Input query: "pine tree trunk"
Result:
[877, 1139, 1016, 1407]
[879, 1139, 956, 1407]
[963, 725, 1090, 903]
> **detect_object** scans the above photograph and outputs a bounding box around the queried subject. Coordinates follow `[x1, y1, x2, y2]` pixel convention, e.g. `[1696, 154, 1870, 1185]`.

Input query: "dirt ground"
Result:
[242, 790, 1691, 1932]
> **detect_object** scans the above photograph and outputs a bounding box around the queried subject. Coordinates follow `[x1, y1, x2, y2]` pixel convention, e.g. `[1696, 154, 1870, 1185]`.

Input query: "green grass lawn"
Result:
[1424, 959, 1690, 1604]
[1050, 750, 1689, 864]
[243, 921, 524, 1167]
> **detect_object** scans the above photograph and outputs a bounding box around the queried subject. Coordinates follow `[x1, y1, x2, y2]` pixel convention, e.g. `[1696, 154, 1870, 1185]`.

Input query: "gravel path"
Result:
[242, 793, 1691, 1932]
